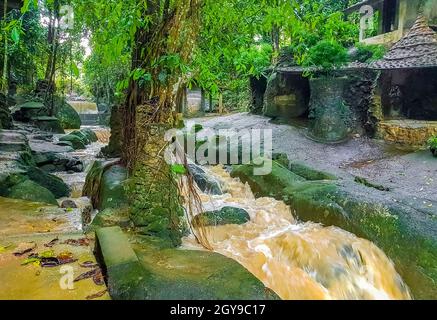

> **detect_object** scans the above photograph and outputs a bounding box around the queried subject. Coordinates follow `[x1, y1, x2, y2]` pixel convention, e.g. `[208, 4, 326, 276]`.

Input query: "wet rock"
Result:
[0, 131, 30, 152]
[289, 162, 337, 181]
[193, 206, 250, 227]
[188, 164, 222, 195]
[61, 199, 78, 209]
[29, 139, 74, 154]
[99, 165, 128, 211]
[231, 160, 305, 198]
[83, 161, 127, 211]
[8, 179, 58, 205]
[31, 116, 65, 134]
[59, 134, 86, 150]
[59, 129, 98, 150]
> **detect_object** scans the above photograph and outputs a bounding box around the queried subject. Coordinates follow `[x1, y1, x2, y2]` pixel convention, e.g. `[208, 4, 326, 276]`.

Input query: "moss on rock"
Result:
[193, 207, 250, 227]
[8, 179, 58, 205]
[26, 167, 70, 198]
[59, 134, 86, 150]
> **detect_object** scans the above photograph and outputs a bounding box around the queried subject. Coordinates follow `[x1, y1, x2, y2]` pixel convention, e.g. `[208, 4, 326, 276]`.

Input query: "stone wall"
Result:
[377, 120, 437, 145]
[342, 69, 381, 136]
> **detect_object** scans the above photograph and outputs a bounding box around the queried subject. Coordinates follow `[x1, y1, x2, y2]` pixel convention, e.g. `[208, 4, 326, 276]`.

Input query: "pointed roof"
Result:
[372, 15, 437, 69]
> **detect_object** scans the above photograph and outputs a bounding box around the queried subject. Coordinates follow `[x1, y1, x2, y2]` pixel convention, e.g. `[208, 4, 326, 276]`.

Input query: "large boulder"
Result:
[59, 129, 98, 150]
[58, 134, 86, 150]
[83, 161, 128, 211]
[188, 163, 222, 195]
[26, 166, 70, 198]
[193, 206, 250, 227]
[7, 179, 58, 205]
[231, 160, 437, 299]
[263, 72, 310, 120]
[52, 98, 81, 129]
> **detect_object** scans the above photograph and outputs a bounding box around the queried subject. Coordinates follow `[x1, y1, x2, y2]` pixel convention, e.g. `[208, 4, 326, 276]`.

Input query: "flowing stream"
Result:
[182, 166, 412, 300]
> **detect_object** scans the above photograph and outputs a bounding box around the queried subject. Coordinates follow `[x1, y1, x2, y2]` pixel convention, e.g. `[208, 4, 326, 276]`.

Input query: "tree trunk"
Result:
[271, 25, 280, 64]
[218, 92, 223, 114]
[121, 0, 202, 246]
[2, 0, 8, 95]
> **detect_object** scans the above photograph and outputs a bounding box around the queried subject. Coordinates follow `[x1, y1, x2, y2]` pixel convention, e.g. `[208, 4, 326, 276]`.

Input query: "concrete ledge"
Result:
[377, 120, 437, 145]
[95, 226, 139, 268]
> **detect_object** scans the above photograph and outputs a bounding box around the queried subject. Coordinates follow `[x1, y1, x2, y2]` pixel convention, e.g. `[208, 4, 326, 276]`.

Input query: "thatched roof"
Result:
[372, 15, 437, 69]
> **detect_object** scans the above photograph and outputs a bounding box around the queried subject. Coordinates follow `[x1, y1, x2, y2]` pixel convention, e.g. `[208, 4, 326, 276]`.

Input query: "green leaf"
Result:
[71, 63, 80, 78]
[11, 27, 20, 44]
[158, 71, 168, 83]
[171, 164, 187, 175]
[21, 258, 40, 266]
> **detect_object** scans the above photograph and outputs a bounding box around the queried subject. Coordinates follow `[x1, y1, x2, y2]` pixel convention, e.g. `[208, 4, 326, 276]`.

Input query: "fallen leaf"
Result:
[86, 289, 107, 300]
[39, 250, 55, 258]
[21, 258, 40, 266]
[44, 237, 59, 248]
[93, 270, 105, 286]
[74, 268, 100, 282]
[13, 242, 37, 256]
[62, 238, 90, 247]
[40, 257, 60, 268]
[80, 261, 99, 268]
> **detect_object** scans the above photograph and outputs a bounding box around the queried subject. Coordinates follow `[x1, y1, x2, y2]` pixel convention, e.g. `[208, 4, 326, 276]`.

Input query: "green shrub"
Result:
[354, 44, 386, 63]
[303, 40, 348, 76]
[428, 136, 437, 149]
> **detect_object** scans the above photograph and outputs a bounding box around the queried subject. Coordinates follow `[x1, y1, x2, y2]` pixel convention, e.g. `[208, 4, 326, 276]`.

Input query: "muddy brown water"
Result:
[183, 166, 412, 300]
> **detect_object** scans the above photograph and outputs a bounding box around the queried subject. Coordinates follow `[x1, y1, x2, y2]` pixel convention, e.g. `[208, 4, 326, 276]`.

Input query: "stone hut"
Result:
[371, 15, 437, 145]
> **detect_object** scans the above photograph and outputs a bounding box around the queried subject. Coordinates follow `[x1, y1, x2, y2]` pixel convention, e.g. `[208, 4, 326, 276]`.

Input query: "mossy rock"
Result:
[96, 227, 279, 300]
[53, 98, 81, 129]
[231, 160, 305, 198]
[13, 101, 46, 122]
[26, 167, 70, 198]
[31, 116, 65, 134]
[193, 207, 250, 227]
[59, 134, 86, 150]
[99, 165, 128, 211]
[7, 179, 58, 205]
[289, 162, 337, 181]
